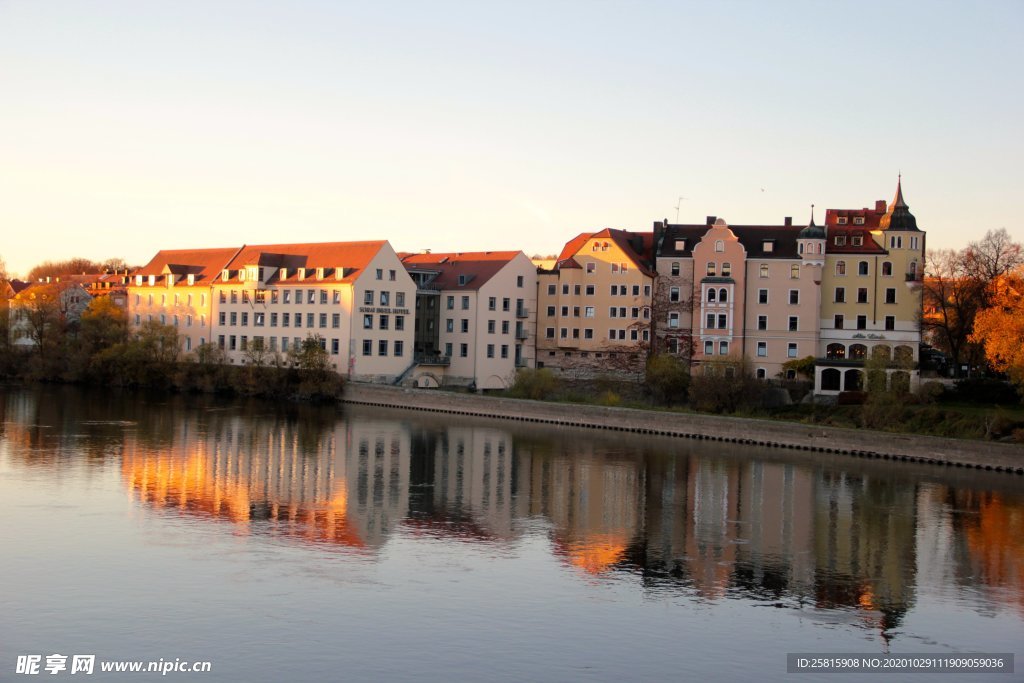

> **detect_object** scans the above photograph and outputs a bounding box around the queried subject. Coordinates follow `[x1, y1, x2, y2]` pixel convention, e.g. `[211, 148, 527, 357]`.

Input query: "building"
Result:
[401, 251, 537, 389]
[817, 179, 924, 394]
[129, 247, 239, 353]
[537, 229, 655, 377]
[653, 215, 823, 380]
[8, 279, 94, 348]
[211, 241, 416, 382]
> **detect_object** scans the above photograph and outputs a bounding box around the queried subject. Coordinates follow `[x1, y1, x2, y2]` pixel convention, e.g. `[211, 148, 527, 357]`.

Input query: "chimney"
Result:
[706, 215, 717, 226]
[875, 200, 886, 211]
[784, 217, 792, 226]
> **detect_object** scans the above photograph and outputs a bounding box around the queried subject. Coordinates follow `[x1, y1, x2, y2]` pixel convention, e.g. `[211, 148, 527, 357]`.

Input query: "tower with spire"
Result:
[797, 204, 826, 268]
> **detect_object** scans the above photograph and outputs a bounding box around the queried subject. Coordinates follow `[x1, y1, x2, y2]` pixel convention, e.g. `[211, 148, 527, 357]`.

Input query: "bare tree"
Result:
[965, 228, 1023, 283]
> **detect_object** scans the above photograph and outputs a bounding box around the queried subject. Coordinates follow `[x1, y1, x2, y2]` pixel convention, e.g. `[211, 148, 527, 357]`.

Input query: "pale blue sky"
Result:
[1, 0, 1021, 276]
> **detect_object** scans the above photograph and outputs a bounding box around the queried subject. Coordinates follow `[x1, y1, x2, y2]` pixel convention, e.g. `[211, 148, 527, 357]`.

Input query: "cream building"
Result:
[401, 251, 537, 390]
[817, 180, 925, 394]
[537, 229, 655, 377]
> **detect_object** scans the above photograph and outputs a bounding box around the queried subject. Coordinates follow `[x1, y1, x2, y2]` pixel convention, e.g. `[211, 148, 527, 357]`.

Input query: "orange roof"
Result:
[555, 228, 655, 276]
[134, 247, 240, 285]
[401, 250, 522, 290]
[222, 241, 388, 284]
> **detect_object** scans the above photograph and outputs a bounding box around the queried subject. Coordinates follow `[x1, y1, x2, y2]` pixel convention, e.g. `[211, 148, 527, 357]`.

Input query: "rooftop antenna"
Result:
[675, 195, 687, 223]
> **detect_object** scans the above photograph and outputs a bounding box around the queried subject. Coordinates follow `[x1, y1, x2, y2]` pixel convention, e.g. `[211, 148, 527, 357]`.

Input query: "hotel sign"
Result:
[358, 307, 410, 315]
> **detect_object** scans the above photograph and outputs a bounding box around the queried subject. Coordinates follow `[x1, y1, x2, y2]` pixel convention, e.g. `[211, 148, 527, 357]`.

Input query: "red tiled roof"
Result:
[400, 251, 522, 290]
[222, 241, 388, 284]
[824, 227, 887, 254]
[556, 228, 655, 276]
[134, 247, 240, 285]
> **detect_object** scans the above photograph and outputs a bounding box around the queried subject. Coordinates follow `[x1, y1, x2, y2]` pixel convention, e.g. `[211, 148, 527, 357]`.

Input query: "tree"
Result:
[25, 258, 102, 282]
[243, 336, 271, 367]
[645, 353, 689, 405]
[965, 228, 1023, 283]
[971, 268, 1024, 395]
[80, 296, 129, 352]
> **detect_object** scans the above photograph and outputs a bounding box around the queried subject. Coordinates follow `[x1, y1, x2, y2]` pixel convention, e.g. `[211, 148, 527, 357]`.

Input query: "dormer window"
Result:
[853, 217, 865, 226]
[238, 269, 246, 282]
[762, 240, 774, 253]
[298, 268, 306, 280]
[148, 275, 156, 286]
[166, 274, 174, 287]
[187, 274, 195, 286]
[835, 236, 847, 246]
[316, 267, 324, 280]
[674, 239, 686, 251]
[135, 275, 143, 286]
[837, 217, 848, 225]
[221, 269, 229, 281]
[458, 274, 468, 286]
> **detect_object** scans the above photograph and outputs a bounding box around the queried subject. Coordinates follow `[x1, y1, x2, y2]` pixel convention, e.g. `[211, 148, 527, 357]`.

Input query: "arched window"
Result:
[871, 344, 891, 361]
[826, 343, 846, 359]
[822, 368, 841, 391]
[844, 369, 862, 391]
[894, 345, 914, 363]
[719, 288, 728, 303]
[707, 288, 716, 302]
[799, 243, 805, 254]
[882, 261, 893, 276]
[760, 264, 769, 278]
[836, 261, 846, 276]
[715, 240, 724, 252]
[909, 260, 918, 278]
[858, 261, 869, 275]
[849, 344, 867, 360]
[722, 262, 732, 276]
[756, 368, 767, 379]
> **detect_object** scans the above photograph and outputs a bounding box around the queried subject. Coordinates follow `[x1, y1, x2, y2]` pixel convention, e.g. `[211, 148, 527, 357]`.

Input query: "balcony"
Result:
[515, 329, 529, 340]
[516, 306, 529, 318]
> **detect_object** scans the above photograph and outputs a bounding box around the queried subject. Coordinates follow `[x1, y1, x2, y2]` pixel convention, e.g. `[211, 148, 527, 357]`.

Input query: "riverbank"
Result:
[342, 383, 1024, 475]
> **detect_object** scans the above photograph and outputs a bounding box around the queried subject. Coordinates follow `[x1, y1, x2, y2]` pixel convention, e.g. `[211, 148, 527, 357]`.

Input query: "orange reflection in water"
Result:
[556, 534, 629, 575]
[964, 493, 1024, 612]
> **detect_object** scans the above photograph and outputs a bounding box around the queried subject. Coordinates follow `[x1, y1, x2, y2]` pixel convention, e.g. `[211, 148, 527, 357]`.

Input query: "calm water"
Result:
[1, 386, 1022, 682]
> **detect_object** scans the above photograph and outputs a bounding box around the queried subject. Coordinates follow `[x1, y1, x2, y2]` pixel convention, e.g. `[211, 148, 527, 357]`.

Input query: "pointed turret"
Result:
[797, 204, 825, 265]
[880, 176, 919, 231]
[798, 204, 825, 239]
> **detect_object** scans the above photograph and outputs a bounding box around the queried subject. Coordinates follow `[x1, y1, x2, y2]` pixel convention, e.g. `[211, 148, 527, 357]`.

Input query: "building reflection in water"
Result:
[3, 388, 1023, 631]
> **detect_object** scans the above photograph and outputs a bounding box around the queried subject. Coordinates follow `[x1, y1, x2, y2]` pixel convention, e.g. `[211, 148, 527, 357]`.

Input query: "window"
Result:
[376, 268, 383, 280]
[584, 306, 595, 318]
[270, 313, 278, 327]
[487, 320, 496, 334]
[396, 292, 405, 307]
[719, 288, 727, 303]
[706, 262, 716, 276]
[283, 312, 290, 327]
[762, 240, 774, 253]
[446, 319, 454, 333]
[853, 217, 865, 226]
[790, 264, 800, 279]
[722, 263, 731, 277]
[395, 315, 404, 331]
[444, 343, 452, 357]
[379, 315, 389, 330]
[228, 312, 236, 325]
[835, 235, 847, 246]
[857, 315, 867, 330]
[365, 290, 374, 305]
[380, 291, 390, 306]
[502, 298, 510, 311]
[719, 341, 729, 356]
[575, 306, 582, 317]
[910, 236, 919, 250]
[500, 345, 509, 359]
[546, 306, 556, 316]
[760, 264, 769, 278]
[834, 314, 844, 329]
[307, 289, 315, 304]
[561, 306, 569, 317]
[459, 343, 468, 358]
[230, 291, 238, 304]
[836, 261, 846, 276]
[487, 344, 495, 358]
[584, 328, 593, 339]
[461, 319, 469, 333]
[461, 295, 469, 310]
[705, 313, 715, 329]
[319, 313, 327, 328]
[756, 342, 767, 357]
[241, 312, 249, 326]
[787, 343, 798, 358]
[670, 287, 680, 303]
[758, 289, 768, 304]
[788, 316, 798, 331]
[670, 312, 681, 329]
[585, 284, 595, 296]
[704, 341, 713, 355]
[306, 313, 314, 328]
[586, 262, 596, 274]
[546, 327, 555, 339]
[671, 262, 680, 276]
[882, 261, 893, 276]
[255, 312, 265, 327]
[717, 313, 727, 328]
[219, 312, 227, 326]
[547, 284, 556, 295]
[885, 316, 896, 331]
[379, 340, 388, 356]
[857, 288, 868, 304]
[885, 288, 896, 304]
[562, 284, 570, 295]
[320, 290, 328, 304]
[757, 315, 767, 331]
[835, 287, 845, 303]
[890, 235, 903, 249]
[501, 320, 510, 334]
[858, 261, 869, 276]
[707, 288, 716, 302]
[332, 313, 340, 328]
[715, 240, 724, 252]
[446, 295, 454, 309]
[852, 235, 863, 246]
[331, 338, 339, 355]
[283, 290, 291, 304]
[789, 290, 799, 305]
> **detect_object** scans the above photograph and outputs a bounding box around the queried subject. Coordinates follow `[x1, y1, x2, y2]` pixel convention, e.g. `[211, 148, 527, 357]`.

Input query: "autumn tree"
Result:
[971, 268, 1024, 395]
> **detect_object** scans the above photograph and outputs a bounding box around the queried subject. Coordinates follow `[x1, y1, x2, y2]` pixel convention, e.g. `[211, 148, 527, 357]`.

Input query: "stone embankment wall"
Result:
[342, 384, 1024, 475]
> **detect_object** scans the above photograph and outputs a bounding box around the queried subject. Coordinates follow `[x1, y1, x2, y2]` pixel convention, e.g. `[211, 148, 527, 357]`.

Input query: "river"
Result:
[1, 386, 1021, 681]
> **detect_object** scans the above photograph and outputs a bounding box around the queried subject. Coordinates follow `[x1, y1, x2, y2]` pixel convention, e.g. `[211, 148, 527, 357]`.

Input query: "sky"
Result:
[1, 0, 1021, 277]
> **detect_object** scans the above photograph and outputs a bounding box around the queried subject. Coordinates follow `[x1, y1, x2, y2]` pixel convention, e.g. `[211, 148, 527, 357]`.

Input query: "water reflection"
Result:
[3, 387, 1024, 637]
